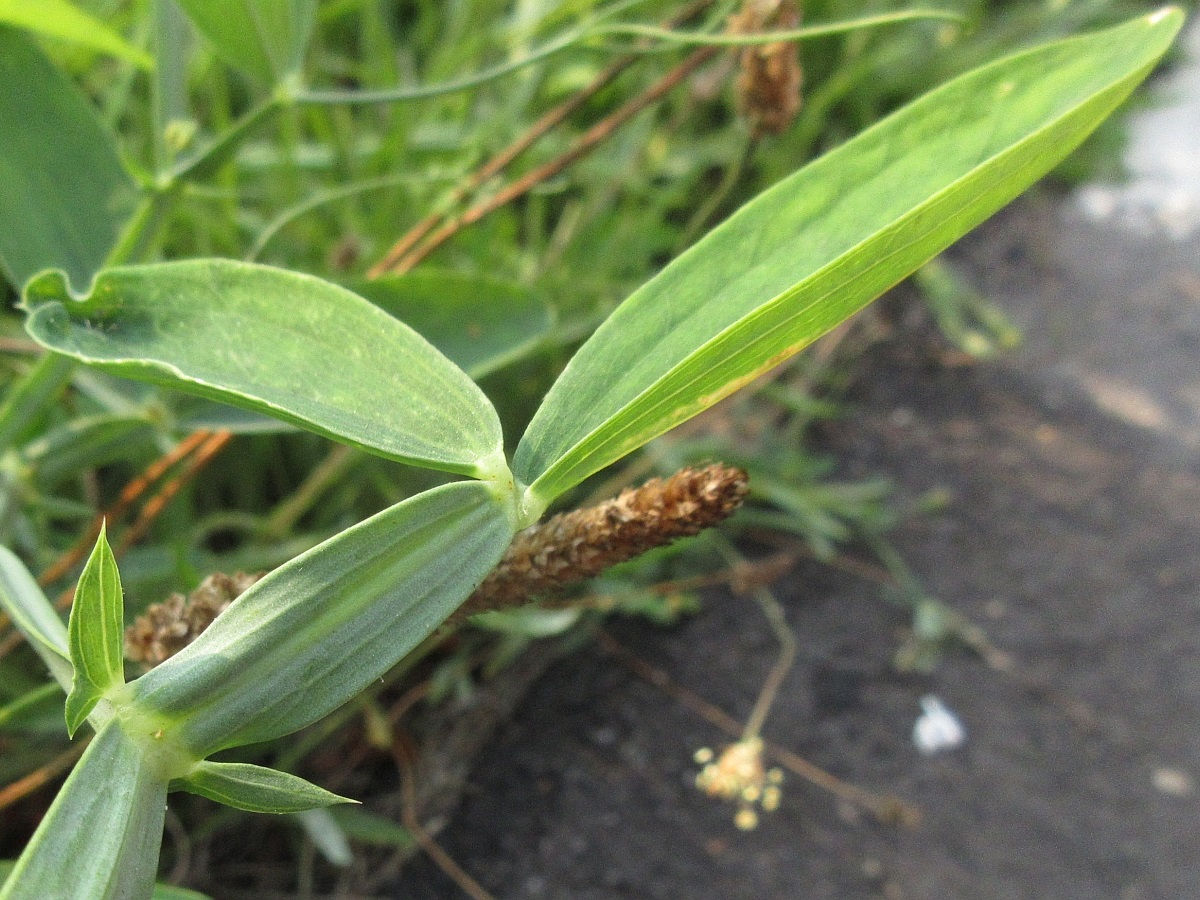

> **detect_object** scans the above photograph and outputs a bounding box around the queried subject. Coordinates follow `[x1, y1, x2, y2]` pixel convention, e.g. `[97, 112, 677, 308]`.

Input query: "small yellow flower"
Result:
[734, 808, 759, 831]
[694, 737, 784, 829]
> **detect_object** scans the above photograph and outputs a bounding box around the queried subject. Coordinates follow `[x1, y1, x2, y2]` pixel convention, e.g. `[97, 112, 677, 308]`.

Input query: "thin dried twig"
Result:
[0, 430, 233, 660]
[37, 429, 217, 587]
[369, 56, 632, 278]
[113, 430, 233, 558]
[594, 628, 922, 826]
[391, 735, 495, 900]
[0, 740, 88, 811]
[387, 45, 720, 273]
[369, 0, 717, 277]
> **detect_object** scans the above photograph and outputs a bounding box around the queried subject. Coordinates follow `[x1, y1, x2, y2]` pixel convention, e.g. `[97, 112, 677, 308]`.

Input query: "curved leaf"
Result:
[22, 260, 507, 479]
[0, 720, 167, 900]
[131, 480, 516, 755]
[0, 27, 139, 291]
[0, 547, 71, 691]
[349, 271, 554, 379]
[513, 9, 1184, 506]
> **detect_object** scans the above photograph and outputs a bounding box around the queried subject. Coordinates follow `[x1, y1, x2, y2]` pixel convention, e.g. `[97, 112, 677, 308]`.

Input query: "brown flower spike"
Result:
[456, 463, 749, 620]
[728, 0, 803, 137]
[125, 465, 748, 663]
[125, 571, 261, 668]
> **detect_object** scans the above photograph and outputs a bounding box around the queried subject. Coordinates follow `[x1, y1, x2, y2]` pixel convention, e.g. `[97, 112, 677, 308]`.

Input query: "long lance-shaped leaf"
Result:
[21, 260, 508, 479]
[513, 9, 1184, 509]
[130, 480, 515, 755]
[0, 27, 140, 291]
[0, 720, 168, 900]
[175, 0, 315, 84]
[0, 546, 71, 692]
[175, 761, 355, 813]
[64, 526, 126, 737]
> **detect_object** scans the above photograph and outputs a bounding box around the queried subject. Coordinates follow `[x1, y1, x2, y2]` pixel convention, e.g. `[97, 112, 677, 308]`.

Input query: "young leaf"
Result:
[0, 27, 139, 291]
[175, 761, 355, 813]
[513, 9, 1184, 508]
[0, 720, 168, 900]
[64, 525, 126, 737]
[175, 0, 316, 84]
[130, 480, 516, 755]
[0, 547, 71, 692]
[349, 271, 554, 379]
[22, 260, 507, 480]
[0, 0, 153, 69]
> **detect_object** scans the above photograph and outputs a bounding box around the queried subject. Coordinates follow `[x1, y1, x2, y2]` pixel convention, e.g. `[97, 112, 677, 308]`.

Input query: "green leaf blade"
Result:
[176, 761, 355, 813]
[0, 546, 72, 691]
[22, 260, 506, 478]
[65, 525, 125, 737]
[0, 0, 153, 69]
[131, 480, 516, 755]
[350, 271, 554, 379]
[0, 720, 167, 900]
[513, 9, 1184, 505]
[175, 0, 316, 84]
[0, 27, 140, 291]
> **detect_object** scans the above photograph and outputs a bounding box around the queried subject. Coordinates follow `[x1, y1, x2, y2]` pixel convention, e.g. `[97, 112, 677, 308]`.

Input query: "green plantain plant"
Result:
[0, 4, 1183, 897]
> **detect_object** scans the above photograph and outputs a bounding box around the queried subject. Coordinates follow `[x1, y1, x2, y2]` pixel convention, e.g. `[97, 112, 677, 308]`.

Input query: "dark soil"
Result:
[393, 202, 1200, 900]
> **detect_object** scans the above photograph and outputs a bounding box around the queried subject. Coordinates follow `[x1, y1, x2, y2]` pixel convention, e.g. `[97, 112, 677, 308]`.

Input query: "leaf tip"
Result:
[63, 690, 97, 738]
[1146, 6, 1182, 26]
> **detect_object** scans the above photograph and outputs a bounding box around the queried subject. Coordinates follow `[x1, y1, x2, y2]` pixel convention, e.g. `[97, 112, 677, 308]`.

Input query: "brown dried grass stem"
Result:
[369, 0, 717, 278]
[386, 45, 719, 274]
[594, 628, 920, 826]
[0, 429, 232, 660]
[113, 430, 232, 558]
[392, 735, 495, 900]
[37, 428, 216, 587]
[0, 740, 88, 811]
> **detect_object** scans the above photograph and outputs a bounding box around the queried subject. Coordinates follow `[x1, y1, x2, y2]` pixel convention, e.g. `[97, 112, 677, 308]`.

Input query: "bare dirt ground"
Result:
[394, 200, 1200, 900]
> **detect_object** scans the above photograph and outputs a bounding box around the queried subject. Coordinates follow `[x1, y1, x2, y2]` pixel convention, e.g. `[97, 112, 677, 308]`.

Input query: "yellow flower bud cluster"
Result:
[694, 736, 784, 830]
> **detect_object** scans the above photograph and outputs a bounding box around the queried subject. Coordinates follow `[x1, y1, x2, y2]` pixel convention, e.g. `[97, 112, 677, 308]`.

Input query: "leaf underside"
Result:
[22, 260, 505, 477]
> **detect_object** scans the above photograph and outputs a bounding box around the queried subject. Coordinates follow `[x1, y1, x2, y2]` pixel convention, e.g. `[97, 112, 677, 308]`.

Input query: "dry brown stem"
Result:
[385, 45, 720, 273]
[595, 628, 922, 826]
[369, 0, 717, 277]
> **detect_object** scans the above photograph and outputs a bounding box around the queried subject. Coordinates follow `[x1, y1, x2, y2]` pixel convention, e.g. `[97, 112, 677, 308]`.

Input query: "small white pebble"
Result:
[1152, 767, 1194, 797]
[913, 695, 966, 756]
